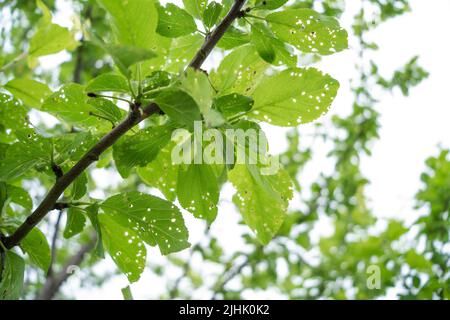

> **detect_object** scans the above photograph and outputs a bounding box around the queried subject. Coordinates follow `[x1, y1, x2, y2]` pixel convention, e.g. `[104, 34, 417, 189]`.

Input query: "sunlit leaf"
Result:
[251, 68, 339, 126]
[100, 192, 190, 255]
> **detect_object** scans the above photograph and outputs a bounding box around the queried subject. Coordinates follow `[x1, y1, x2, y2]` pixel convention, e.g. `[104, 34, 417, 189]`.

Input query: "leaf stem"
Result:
[244, 13, 266, 21]
[0, 52, 28, 73]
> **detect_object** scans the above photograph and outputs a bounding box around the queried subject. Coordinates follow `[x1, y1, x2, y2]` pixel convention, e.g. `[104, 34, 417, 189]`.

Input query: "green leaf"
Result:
[86, 73, 130, 94]
[0, 182, 7, 214]
[254, 0, 288, 10]
[156, 3, 197, 38]
[251, 23, 276, 63]
[85, 204, 104, 258]
[203, 1, 222, 28]
[63, 207, 87, 239]
[213, 93, 254, 119]
[177, 164, 220, 223]
[87, 97, 125, 125]
[266, 8, 348, 55]
[99, 214, 147, 283]
[100, 192, 190, 255]
[121, 285, 134, 300]
[29, 0, 77, 59]
[6, 185, 32, 210]
[164, 34, 204, 72]
[104, 44, 156, 77]
[204, 109, 226, 128]
[405, 250, 432, 272]
[4, 79, 51, 109]
[178, 68, 214, 115]
[182, 0, 207, 19]
[53, 132, 98, 163]
[229, 165, 293, 244]
[0, 130, 51, 181]
[250, 68, 339, 126]
[42, 83, 111, 129]
[0, 251, 25, 300]
[97, 0, 158, 49]
[251, 22, 296, 67]
[211, 45, 268, 96]
[20, 227, 51, 272]
[70, 172, 88, 201]
[152, 89, 202, 130]
[113, 122, 175, 178]
[0, 94, 28, 131]
[143, 71, 174, 93]
[137, 142, 179, 202]
[217, 27, 250, 50]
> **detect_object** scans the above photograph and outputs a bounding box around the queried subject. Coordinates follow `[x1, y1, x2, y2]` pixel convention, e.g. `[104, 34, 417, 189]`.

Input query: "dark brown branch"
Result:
[3, 0, 247, 251]
[36, 238, 96, 300]
[189, 0, 247, 69]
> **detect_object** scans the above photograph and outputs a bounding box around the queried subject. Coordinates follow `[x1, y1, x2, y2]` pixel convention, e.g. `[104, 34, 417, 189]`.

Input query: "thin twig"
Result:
[47, 210, 63, 277]
[36, 237, 96, 300]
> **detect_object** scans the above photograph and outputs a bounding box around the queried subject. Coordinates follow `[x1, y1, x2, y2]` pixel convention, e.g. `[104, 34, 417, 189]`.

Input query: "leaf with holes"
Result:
[177, 164, 220, 223]
[229, 164, 293, 244]
[217, 27, 251, 50]
[157, 3, 197, 38]
[99, 214, 147, 283]
[86, 73, 130, 94]
[100, 192, 190, 255]
[137, 142, 179, 202]
[0, 251, 25, 299]
[178, 68, 214, 115]
[165, 34, 204, 72]
[97, 0, 158, 49]
[266, 8, 348, 55]
[0, 94, 29, 131]
[4, 78, 51, 109]
[20, 227, 51, 272]
[213, 93, 254, 119]
[152, 89, 202, 130]
[0, 130, 52, 181]
[63, 207, 87, 239]
[113, 122, 175, 178]
[182, 0, 207, 19]
[211, 45, 268, 96]
[203, 1, 222, 28]
[251, 22, 296, 67]
[42, 83, 113, 130]
[250, 68, 339, 126]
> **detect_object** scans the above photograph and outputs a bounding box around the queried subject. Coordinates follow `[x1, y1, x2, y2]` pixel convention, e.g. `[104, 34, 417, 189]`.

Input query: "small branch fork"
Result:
[2, 0, 248, 251]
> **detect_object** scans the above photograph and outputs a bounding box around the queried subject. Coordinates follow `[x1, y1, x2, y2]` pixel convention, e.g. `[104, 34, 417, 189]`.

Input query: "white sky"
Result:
[31, 0, 450, 299]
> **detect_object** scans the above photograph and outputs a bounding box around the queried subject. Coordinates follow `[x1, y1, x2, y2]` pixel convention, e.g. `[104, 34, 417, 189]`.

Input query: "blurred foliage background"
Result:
[0, 0, 448, 300]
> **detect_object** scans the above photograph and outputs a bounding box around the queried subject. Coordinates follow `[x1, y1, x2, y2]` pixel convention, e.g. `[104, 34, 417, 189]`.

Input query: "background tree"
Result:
[0, 0, 447, 300]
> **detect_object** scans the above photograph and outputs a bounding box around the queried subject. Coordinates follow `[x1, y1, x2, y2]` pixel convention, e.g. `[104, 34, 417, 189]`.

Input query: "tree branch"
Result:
[47, 210, 63, 277]
[36, 237, 96, 300]
[189, 0, 247, 69]
[2, 0, 247, 251]
[3, 107, 146, 249]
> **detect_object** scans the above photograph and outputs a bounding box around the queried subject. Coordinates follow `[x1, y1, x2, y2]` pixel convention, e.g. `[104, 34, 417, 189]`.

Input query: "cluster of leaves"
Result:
[0, 0, 350, 298]
[149, 0, 447, 300]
